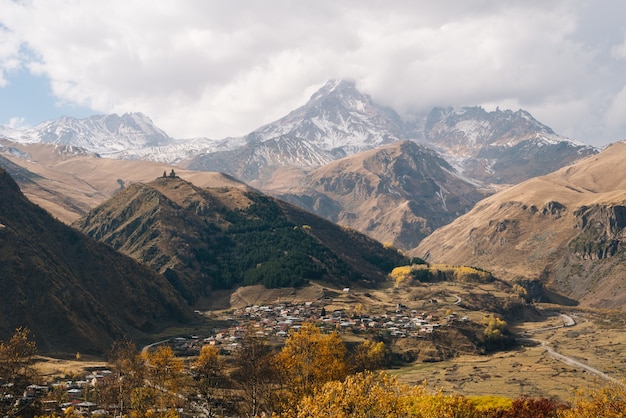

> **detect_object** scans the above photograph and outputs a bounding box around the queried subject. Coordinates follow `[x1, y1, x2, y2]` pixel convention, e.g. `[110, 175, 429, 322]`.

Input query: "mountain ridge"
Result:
[0, 168, 196, 354]
[73, 175, 409, 308]
[272, 140, 488, 250]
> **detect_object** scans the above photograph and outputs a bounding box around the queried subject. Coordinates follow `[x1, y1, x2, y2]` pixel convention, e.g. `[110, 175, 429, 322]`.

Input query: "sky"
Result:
[1, 1, 626, 147]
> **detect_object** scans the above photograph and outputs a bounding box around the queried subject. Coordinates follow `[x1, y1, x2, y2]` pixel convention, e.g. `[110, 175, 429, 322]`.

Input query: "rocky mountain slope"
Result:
[409, 106, 598, 184]
[185, 134, 336, 188]
[0, 168, 195, 354]
[0, 80, 598, 254]
[8, 112, 170, 152]
[273, 141, 488, 250]
[184, 79, 405, 184]
[413, 141, 626, 310]
[73, 175, 408, 308]
[1, 112, 222, 163]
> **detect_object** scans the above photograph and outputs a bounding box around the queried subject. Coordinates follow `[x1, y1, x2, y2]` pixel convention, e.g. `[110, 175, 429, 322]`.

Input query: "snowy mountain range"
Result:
[185, 79, 598, 184]
[1, 112, 230, 163]
[0, 79, 598, 184]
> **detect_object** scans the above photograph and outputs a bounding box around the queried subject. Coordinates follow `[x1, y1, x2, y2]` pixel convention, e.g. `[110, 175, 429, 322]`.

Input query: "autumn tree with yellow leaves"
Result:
[560, 383, 626, 417]
[192, 344, 226, 415]
[274, 323, 349, 413]
[351, 340, 391, 372]
[296, 371, 480, 418]
[101, 339, 146, 416]
[138, 345, 187, 413]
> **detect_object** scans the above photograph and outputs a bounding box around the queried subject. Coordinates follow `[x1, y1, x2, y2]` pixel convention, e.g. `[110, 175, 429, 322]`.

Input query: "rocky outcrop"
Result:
[569, 205, 626, 260]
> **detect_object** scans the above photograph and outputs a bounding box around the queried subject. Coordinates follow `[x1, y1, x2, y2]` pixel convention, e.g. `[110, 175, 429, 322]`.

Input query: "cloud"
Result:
[1, 0, 626, 145]
[6, 116, 28, 130]
[613, 32, 626, 59]
[0, 21, 22, 87]
[605, 85, 626, 140]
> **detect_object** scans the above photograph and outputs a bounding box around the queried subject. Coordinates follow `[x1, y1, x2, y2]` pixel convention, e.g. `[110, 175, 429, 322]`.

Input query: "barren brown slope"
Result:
[413, 141, 626, 309]
[0, 168, 195, 354]
[0, 140, 250, 223]
[270, 141, 488, 250]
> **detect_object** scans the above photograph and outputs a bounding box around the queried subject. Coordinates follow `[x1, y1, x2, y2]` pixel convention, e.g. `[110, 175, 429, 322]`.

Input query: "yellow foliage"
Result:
[453, 266, 493, 283]
[275, 323, 348, 411]
[195, 344, 221, 370]
[468, 395, 513, 411]
[352, 340, 391, 372]
[561, 383, 626, 417]
[405, 390, 480, 417]
[390, 265, 413, 277]
[390, 265, 413, 287]
[483, 315, 508, 342]
[295, 371, 425, 417]
[140, 346, 186, 411]
[513, 283, 528, 296]
[296, 371, 482, 417]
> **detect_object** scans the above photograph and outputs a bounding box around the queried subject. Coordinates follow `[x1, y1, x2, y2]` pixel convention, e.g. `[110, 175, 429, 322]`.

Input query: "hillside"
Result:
[272, 141, 488, 250]
[413, 141, 626, 309]
[0, 138, 250, 223]
[0, 168, 195, 354]
[73, 176, 408, 308]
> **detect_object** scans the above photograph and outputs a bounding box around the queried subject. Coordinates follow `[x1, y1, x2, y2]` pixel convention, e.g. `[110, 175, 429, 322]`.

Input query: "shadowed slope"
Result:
[0, 168, 195, 354]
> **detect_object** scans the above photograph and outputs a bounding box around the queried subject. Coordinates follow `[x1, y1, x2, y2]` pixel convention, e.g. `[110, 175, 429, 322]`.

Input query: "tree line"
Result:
[1, 326, 626, 417]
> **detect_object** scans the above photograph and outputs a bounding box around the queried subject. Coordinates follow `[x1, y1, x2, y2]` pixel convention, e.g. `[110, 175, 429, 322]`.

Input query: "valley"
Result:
[32, 280, 626, 404]
[187, 282, 626, 402]
[1, 78, 626, 415]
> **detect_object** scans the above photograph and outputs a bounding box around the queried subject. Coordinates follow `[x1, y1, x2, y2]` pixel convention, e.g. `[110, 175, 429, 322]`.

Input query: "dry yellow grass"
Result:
[34, 355, 107, 380]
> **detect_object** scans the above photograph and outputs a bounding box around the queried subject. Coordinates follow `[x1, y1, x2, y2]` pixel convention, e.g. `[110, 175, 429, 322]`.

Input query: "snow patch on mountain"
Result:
[0, 80, 598, 178]
[252, 79, 404, 155]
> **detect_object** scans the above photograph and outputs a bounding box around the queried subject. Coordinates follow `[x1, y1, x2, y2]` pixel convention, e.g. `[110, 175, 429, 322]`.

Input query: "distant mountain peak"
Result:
[4, 112, 173, 155]
[307, 79, 361, 103]
[251, 79, 405, 154]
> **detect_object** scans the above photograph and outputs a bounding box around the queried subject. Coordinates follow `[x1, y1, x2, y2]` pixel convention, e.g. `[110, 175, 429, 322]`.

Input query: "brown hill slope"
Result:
[0, 139, 249, 223]
[413, 141, 626, 309]
[270, 141, 488, 250]
[73, 176, 408, 308]
[0, 168, 195, 354]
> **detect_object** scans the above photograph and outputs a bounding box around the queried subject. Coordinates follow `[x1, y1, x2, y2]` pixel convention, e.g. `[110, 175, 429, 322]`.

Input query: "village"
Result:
[169, 295, 464, 356]
[3, 291, 469, 416]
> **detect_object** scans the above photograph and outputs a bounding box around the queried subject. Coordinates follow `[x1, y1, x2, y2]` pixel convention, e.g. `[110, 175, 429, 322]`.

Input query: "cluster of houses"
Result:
[167, 300, 461, 356]
[2, 369, 114, 416]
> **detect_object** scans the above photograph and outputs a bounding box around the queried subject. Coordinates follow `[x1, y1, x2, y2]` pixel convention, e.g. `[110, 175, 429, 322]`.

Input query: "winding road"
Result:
[522, 313, 624, 386]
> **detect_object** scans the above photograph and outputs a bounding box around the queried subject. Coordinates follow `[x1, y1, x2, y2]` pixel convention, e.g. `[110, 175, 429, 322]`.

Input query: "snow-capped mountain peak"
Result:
[253, 79, 406, 154]
[5, 112, 173, 155]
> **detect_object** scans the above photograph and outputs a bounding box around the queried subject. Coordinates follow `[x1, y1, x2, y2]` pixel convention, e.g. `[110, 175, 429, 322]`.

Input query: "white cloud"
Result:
[0, 0, 625, 145]
[605, 85, 626, 141]
[0, 21, 22, 87]
[6, 116, 29, 130]
[613, 32, 626, 59]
